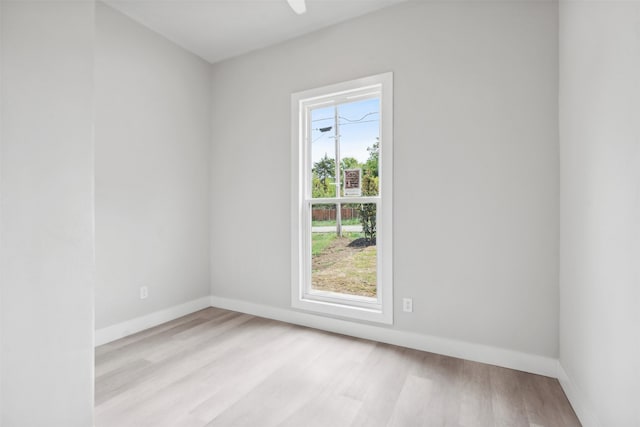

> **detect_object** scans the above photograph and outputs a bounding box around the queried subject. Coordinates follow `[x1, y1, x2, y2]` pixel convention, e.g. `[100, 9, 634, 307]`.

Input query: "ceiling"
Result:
[104, 0, 407, 64]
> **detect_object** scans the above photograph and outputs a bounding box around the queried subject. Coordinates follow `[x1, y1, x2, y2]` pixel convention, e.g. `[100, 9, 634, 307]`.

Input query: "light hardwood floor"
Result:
[95, 308, 581, 427]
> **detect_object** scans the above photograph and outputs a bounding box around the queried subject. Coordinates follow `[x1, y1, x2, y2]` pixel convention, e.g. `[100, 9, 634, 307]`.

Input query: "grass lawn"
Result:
[311, 233, 337, 256]
[311, 232, 364, 256]
[343, 231, 365, 239]
[311, 232, 376, 297]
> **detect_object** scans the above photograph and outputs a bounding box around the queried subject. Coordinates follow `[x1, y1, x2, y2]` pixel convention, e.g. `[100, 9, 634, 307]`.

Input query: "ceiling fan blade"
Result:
[287, 0, 307, 15]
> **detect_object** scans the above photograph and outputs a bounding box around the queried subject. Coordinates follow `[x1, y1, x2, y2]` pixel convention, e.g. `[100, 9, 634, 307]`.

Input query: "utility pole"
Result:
[334, 105, 342, 238]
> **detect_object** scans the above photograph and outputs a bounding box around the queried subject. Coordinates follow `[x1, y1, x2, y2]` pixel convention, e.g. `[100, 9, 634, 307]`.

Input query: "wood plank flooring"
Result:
[95, 308, 581, 426]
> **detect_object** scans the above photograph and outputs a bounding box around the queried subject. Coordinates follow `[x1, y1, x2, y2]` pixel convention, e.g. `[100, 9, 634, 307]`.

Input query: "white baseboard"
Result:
[95, 294, 561, 379]
[209, 295, 559, 378]
[94, 296, 212, 347]
[94, 294, 592, 422]
[557, 363, 600, 427]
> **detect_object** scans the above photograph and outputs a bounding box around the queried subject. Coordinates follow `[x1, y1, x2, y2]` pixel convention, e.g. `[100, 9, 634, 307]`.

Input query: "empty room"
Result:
[0, 0, 638, 426]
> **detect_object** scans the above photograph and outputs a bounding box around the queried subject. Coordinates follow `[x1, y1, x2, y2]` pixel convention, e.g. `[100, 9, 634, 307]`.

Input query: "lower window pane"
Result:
[311, 203, 377, 298]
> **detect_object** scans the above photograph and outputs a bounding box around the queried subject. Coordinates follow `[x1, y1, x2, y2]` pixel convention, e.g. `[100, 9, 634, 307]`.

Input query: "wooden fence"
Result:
[312, 207, 359, 222]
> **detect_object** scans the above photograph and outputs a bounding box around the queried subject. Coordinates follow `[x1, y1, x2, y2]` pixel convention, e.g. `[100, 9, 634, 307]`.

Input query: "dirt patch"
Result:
[312, 236, 377, 297]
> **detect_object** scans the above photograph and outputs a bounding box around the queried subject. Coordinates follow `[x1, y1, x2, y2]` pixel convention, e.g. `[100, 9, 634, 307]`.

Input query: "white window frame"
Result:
[290, 72, 393, 324]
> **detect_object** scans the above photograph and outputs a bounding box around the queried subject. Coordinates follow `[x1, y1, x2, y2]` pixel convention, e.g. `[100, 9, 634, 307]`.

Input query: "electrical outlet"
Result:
[140, 286, 148, 300]
[403, 297, 413, 313]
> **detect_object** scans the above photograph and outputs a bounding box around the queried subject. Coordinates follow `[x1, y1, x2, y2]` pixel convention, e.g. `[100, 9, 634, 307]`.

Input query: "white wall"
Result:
[0, 1, 95, 425]
[95, 2, 212, 330]
[559, 2, 640, 426]
[210, 1, 559, 358]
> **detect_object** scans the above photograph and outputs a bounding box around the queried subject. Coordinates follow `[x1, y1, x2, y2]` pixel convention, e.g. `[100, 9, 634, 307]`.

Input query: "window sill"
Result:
[292, 294, 393, 324]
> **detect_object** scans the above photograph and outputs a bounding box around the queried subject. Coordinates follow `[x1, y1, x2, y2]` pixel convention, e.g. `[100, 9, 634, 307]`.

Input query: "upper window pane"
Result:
[310, 98, 380, 199]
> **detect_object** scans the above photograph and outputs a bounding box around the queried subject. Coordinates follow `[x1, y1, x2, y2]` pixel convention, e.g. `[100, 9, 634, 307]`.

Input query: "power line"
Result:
[339, 119, 379, 126]
[312, 133, 327, 143]
[311, 111, 379, 123]
[311, 116, 333, 123]
[311, 111, 380, 144]
[311, 119, 379, 133]
[339, 112, 379, 123]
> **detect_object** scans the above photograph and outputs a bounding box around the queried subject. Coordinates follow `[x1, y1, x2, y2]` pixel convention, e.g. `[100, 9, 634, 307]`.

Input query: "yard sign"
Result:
[344, 168, 362, 197]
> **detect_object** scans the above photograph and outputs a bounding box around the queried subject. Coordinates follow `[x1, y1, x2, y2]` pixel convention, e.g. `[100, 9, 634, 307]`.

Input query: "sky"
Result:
[311, 97, 380, 166]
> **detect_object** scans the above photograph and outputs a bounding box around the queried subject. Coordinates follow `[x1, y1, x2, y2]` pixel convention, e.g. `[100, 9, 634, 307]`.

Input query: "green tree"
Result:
[362, 175, 379, 196]
[311, 172, 336, 198]
[313, 153, 335, 195]
[363, 138, 379, 178]
[341, 157, 360, 171]
[311, 172, 327, 198]
[359, 140, 379, 244]
[313, 153, 335, 184]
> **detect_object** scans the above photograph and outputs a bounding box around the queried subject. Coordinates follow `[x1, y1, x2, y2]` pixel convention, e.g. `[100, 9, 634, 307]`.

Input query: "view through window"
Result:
[309, 99, 380, 299]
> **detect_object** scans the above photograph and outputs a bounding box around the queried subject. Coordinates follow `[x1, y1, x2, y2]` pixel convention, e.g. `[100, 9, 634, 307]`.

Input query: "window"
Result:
[291, 73, 393, 324]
